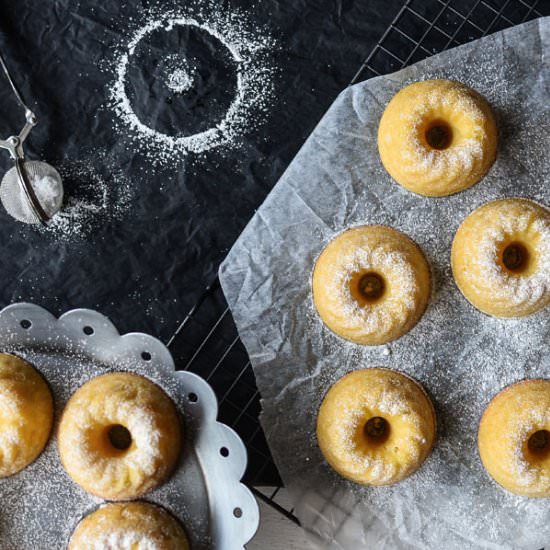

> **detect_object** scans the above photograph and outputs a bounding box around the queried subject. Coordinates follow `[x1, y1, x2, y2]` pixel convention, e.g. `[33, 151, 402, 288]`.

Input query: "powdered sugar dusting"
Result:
[87, 533, 158, 550]
[380, 80, 493, 196]
[0, 389, 23, 464]
[400, 83, 487, 182]
[502, 408, 550, 489]
[475, 211, 550, 308]
[323, 245, 419, 339]
[331, 389, 427, 485]
[63, 396, 163, 490]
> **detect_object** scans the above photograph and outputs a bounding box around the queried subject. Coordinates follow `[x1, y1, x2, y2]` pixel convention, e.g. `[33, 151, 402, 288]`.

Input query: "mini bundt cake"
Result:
[68, 501, 189, 549]
[312, 225, 431, 345]
[452, 198, 550, 317]
[378, 79, 497, 197]
[0, 353, 53, 477]
[478, 379, 550, 497]
[58, 372, 182, 500]
[317, 368, 436, 486]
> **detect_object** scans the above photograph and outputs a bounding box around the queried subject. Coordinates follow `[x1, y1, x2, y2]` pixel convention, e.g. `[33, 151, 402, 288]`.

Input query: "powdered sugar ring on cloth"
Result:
[109, 8, 275, 162]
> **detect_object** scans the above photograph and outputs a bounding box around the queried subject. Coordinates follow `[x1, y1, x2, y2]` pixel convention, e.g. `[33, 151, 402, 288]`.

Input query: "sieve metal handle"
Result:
[0, 50, 36, 126]
[0, 49, 48, 224]
[0, 50, 37, 156]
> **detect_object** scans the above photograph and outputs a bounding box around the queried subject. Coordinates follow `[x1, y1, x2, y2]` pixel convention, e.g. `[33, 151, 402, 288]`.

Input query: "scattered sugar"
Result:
[39, 156, 133, 242]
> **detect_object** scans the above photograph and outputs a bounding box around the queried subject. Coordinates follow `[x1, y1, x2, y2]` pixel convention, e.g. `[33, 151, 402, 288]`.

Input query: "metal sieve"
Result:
[0, 50, 63, 225]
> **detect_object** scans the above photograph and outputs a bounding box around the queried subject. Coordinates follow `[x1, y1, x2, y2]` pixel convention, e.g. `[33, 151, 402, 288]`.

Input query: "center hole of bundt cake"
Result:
[528, 430, 550, 456]
[107, 424, 132, 451]
[502, 242, 529, 273]
[425, 121, 452, 150]
[364, 417, 390, 444]
[358, 272, 385, 302]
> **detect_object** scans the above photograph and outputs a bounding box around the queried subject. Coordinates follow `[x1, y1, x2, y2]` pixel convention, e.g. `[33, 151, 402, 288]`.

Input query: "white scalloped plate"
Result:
[0, 302, 259, 549]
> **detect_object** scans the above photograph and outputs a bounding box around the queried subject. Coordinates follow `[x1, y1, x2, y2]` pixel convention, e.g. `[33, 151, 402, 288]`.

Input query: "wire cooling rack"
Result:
[167, 0, 549, 524]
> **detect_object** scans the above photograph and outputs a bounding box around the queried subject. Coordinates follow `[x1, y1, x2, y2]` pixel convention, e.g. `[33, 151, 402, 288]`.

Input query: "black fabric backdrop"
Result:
[0, 0, 399, 342]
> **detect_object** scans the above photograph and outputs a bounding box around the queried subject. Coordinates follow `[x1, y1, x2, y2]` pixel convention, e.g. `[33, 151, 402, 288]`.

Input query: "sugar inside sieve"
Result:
[0, 160, 63, 224]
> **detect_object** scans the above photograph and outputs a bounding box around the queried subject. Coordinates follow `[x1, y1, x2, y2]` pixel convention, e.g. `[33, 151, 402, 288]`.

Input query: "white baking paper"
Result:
[220, 17, 550, 550]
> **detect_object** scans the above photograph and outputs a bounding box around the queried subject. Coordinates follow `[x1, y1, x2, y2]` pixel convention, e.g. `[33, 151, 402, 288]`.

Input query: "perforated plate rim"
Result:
[0, 302, 259, 550]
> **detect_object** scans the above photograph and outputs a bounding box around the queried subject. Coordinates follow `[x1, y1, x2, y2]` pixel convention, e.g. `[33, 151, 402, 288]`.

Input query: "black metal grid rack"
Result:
[167, 0, 549, 526]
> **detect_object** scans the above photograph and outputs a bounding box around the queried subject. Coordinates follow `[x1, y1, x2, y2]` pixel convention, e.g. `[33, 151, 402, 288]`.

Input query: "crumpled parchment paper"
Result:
[220, 17, 550, 550]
